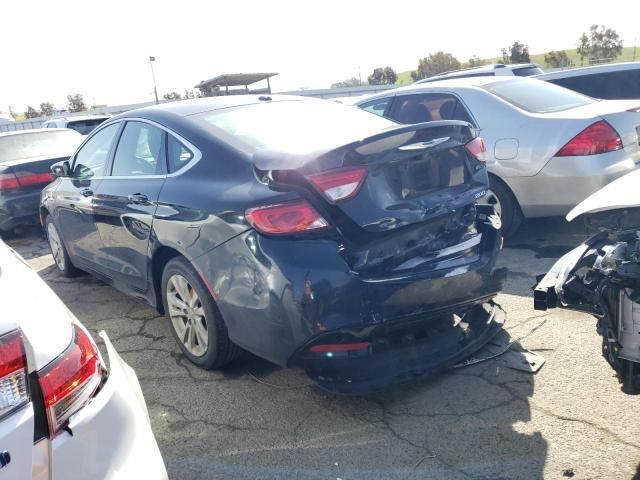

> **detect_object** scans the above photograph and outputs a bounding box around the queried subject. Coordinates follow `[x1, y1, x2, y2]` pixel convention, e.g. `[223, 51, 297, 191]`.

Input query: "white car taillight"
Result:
[0, 329, 29, 418]
[38, 325, 102, 436]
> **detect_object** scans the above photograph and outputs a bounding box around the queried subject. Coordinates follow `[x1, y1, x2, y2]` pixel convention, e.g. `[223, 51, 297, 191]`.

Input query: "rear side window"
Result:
[166, 135, 194, 173]
[111, 121, 165, 176]
[387, 93, 475, 125]
[549, 70, 640, 100]
[72, 123, 120, 178]
[484, 78, 593, 113]
[511, 66, 544, 77]
[359, 98, 391, 117]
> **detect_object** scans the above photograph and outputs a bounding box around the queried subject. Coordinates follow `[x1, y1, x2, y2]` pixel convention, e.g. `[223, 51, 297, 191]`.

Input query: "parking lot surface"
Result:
[7, 218, 640, 480]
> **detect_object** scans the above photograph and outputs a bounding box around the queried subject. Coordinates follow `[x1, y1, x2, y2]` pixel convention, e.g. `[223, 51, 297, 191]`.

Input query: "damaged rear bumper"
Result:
[292, 300, 505, 394]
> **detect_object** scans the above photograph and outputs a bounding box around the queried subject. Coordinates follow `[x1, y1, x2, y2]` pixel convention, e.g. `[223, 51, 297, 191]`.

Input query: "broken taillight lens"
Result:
[556, 120, 622, 156]
[465, 137, 488, 164]
[306, 166, 367, 202]
[246, 200, 328, 235]
[38, 325, 102, 437]
[0, 329, 29, 419]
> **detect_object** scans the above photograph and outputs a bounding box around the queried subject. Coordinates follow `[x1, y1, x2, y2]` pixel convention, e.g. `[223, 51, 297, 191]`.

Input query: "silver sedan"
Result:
[355, 76, 640, 236]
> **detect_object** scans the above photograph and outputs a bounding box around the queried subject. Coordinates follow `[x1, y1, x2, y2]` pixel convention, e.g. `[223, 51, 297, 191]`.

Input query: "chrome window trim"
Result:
[73, 117, 203, 181]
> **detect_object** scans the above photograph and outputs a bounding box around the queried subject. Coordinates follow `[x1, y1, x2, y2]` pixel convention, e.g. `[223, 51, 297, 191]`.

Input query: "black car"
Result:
[0, 128, 83, 234]
[41, 96, 505, 393]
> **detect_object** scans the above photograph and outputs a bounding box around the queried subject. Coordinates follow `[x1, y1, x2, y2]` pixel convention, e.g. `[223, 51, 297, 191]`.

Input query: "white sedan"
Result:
[356, 76, 640, 236]
[0, 239, 167, 479]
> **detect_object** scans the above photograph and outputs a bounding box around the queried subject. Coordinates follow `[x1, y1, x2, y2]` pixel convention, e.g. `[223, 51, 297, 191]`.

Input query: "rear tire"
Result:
[485, 176, 522, 238]
[45, 216, 78, 277]
[161, 256, 240, 370]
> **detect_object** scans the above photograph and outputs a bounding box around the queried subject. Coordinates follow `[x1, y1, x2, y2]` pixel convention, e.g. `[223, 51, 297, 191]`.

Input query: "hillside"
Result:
[396, 46, 638, 85]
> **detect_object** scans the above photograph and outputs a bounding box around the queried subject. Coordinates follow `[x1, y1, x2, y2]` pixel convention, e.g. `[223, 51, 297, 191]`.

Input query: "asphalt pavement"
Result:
[7, 218, 640, 480]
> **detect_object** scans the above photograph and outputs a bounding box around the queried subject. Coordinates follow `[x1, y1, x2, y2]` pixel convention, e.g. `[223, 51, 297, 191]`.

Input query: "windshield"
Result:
[192, 99, 397, 155]
[67, 118, 108, 135]
[0, 130, 82, 163]
[484, 78, 594, 113]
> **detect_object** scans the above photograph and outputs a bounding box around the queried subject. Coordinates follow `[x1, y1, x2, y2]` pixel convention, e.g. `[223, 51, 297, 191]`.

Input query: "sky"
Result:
[2, 0, 639, 113]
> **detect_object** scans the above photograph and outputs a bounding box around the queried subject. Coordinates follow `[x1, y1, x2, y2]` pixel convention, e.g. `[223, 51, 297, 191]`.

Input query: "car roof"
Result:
[0, 128, 75, 137]
[354, 75, 523, 103]
[535, 61, 640, 80]
[119, 94, 310, 118]
[416, 63, 540, 83]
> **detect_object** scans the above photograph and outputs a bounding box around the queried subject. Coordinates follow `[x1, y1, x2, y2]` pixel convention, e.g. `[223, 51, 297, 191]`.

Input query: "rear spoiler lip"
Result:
[252, 120, 476, 172]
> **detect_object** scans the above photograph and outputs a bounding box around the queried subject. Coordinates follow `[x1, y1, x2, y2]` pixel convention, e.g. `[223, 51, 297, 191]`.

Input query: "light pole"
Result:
[149, 56, 159, 104]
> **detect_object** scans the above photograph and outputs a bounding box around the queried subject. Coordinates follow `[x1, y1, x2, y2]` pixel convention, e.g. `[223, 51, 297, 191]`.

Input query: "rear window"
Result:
[511, 66, 544, 77]
[0, 130, 83, 163]
[191, 99, 397, 155]
[483, 78, 594, 113]
[67, 118, 108, 135]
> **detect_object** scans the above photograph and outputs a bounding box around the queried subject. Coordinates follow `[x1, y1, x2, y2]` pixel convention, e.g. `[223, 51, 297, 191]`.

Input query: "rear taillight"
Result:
[556, 120, 622, 156]
[0, 172, 20, 191]
[0, 171, 53, 191]
[465, 137, 488, 164]
[306, 166, 367, 202]
[15, 171, 54, 188]
[246, 200, 328, 235]
[38, 325, 102, 437]
[0, 329, 29, 419]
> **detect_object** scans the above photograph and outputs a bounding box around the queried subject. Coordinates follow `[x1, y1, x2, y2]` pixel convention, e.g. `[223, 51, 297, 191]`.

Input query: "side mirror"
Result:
[51, 160, 70, 178]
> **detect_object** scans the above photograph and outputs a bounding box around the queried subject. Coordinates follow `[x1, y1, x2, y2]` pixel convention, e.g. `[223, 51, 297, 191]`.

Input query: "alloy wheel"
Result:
[47, 222, 65, 271]
[166, 274, 208, 357]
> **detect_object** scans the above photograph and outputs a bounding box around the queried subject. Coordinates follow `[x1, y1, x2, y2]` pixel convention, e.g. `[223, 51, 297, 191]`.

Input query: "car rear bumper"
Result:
[0, 189, 41, 231]
[292, 300, 505, 394]
[505, 148, 639, 218]
[46, 331, 167, 480]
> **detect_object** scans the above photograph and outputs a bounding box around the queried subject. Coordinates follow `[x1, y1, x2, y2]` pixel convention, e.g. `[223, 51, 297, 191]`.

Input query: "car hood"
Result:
[0, 240, 73, 372]
[567, 169, 640, 221]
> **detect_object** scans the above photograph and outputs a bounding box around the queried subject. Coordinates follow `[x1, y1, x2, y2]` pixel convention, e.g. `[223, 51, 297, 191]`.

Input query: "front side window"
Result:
[111, 121, 165, 177]
[484, 78, 593, 113]
[359, 98, 391, 117]
[166, 135, 194, 173]
[387, 93, 475, 125]
[72, 123, 120, 178]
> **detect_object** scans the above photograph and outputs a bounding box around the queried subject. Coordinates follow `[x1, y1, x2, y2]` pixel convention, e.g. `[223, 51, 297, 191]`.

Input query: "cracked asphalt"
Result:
[6, 218, 640, 480]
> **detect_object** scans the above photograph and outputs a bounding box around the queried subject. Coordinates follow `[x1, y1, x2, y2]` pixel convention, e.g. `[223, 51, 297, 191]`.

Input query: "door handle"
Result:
[80, 188, 93, 197]
[128, 193, 149, 204]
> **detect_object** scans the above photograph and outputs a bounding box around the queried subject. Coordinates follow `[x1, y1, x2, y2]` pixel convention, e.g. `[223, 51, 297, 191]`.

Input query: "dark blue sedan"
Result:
[40, 95, 505, 393]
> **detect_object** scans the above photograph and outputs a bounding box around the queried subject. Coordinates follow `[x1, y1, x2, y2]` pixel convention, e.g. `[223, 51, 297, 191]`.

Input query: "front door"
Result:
[54, 122, 121, 265]
[92, 121, 167, 291]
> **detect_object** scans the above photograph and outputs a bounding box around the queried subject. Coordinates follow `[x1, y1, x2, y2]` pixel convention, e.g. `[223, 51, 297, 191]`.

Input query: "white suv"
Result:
[0, 239, 167, 480]
[414, 63, 543, 83]
[42, 115, 110, 136]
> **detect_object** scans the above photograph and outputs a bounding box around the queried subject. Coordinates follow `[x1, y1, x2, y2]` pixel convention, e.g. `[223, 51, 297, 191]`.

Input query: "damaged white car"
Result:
[534, 169, 640, 394]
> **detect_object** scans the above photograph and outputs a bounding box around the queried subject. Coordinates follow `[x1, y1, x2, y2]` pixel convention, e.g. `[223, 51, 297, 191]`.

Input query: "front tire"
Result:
[45, 216, 78, 277]
[161, 256, 240, 369]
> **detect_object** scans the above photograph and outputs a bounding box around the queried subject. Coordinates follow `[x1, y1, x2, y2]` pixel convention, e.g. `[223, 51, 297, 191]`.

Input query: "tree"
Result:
[25, 106, 41, 118]
[467, 55, 486, 67]
[67, 94, 86, 113]
[501, 41, 530, 64]
[411, 52, 461, 81]
[163, 91, 182, 100]
[544, 50, 570, 68]
[331, 77, 361, 88]
[367, 66, 397, 85]
[39, 102, 55, 117]
[577, 24, 623, 65]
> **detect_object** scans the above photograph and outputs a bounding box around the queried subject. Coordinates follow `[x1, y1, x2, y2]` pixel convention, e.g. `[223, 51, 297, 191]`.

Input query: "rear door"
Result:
[92, 120, 167, 289]
[0, 321, 33, 480]
[54, 122, 121, 265]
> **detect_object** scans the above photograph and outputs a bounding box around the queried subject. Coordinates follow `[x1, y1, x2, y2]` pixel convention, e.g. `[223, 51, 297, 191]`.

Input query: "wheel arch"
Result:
[150, 245, 183, 314]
